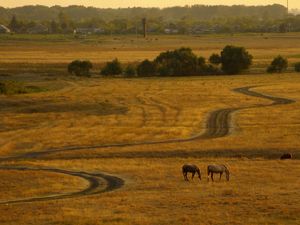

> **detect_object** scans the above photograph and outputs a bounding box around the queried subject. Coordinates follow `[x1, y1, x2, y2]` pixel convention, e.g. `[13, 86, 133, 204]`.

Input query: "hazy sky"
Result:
[0, 0, 298, 9]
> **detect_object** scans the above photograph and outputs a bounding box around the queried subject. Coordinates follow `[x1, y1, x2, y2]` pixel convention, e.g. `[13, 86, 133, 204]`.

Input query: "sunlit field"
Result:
[0, 34, 300, 225]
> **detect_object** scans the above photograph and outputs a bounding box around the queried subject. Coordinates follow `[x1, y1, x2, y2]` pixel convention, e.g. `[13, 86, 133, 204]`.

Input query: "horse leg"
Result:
[192, 172, 195, 180]
[183, 172, 187, 181]
[198, 171, 201, 180]
[207, 171, 210, 181]
[185, 173, 189, 181]
[219, 172, 223, 181]
[211, 173, 214, 182]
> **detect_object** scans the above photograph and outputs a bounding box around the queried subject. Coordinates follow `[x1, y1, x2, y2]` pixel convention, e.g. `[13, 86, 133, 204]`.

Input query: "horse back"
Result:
[182, 164, 198, 172]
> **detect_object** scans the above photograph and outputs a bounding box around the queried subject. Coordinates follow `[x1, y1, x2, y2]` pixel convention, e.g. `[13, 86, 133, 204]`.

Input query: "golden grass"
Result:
[1, 34, 300, 65]
[0, 158, 299, 225]
[0, 34, 300, 224]
[0, 169, 88, 202]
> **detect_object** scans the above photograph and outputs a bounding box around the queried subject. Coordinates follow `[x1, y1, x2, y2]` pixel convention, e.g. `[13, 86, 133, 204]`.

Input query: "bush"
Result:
[209, 53, 222, 65]
[0, 81, 44, 95]
[294, 62, 300, 72]
[220, 45, 253, 74]
[137, 59, 157, 76]
[198, 64, 222, 75]
[68, 60, 93, 77]
[154, 47, 198, 76]
[198, 56, 206, 66]
[101, 58, 123, 75]
[124, 64, 136, 77]
[267, 55, 288, 73]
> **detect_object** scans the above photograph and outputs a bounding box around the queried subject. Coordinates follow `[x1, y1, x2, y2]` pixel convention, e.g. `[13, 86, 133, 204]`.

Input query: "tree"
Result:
[58, 11, 69, 32]
[295, 62, 300, 72]
[154, 48, 198, 76]
[68, 60, 93, 77]
[137, 60, 157, 76]
[50, 20, 59, 33]
[9, 15, 20, 32]
[267, 55, 288, 73]
[101, 59, 123, 75]
[209, 53, 222, 65]
[220, 45, 253, 74]
[124, 64, 136, 77]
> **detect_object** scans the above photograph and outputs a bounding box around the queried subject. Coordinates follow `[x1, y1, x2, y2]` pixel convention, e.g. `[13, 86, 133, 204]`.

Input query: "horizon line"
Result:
[0, 3, 290, 10]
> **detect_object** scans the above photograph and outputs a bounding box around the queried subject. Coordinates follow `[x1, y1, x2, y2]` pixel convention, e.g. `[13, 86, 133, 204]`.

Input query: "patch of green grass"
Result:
[0, 80, 46, 95]
[0, 34, 76, 43]
[290, 54, 300, 58]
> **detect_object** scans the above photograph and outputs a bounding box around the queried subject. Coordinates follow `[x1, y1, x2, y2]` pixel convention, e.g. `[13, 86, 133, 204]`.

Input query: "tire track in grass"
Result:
[148, 97, 181, 125]
[136, 95, 166, 124]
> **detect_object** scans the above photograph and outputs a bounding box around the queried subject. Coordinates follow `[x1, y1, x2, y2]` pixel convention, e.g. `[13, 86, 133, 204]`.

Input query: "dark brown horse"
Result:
[280, 153, 292, 160]
[182, 164, 201, 181]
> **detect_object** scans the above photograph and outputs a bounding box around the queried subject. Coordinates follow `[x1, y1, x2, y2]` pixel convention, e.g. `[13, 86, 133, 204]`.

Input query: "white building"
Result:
[0, 25, 11, 34]
[74, 28, 105, 35]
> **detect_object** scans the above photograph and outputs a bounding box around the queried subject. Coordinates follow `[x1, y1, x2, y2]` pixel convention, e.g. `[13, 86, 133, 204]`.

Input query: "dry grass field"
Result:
[0, 33, 300, 225]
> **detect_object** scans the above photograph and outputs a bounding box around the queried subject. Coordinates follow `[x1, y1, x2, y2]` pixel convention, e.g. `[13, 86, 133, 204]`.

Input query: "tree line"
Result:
[3, 4, 300, 34]
[0, 5, 287, 22]
[68, 46, 299, 77]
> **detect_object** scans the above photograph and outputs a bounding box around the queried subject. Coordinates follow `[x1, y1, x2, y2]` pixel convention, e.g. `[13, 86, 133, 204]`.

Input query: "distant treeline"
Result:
[0, 5, 287, 22]
[2, 4, 299, 34]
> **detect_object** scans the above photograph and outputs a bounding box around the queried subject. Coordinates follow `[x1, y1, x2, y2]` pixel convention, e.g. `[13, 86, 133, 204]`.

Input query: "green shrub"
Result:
[198, 56, 206, 66]
[267, 55, 288, 73]
[0, 81, 44, 95]
[154, 48, 198, 76]
[198, 64, 222, 75]
[0, 81, 26, 94]
[124, 64, 136, 77]
[220, 45, 253, 74]
[68, 60, 93, 77]
[137, 59, 157, 76]
[294, 62, 300, 72]
[101, 58, 123, 75]
[209, 53, 222, 65]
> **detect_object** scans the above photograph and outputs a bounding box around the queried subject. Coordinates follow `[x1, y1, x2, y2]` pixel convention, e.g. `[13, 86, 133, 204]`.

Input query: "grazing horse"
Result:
[280, 153, 292, 160]
[207, 164, 229, 181]
[182, 164, 201, 181]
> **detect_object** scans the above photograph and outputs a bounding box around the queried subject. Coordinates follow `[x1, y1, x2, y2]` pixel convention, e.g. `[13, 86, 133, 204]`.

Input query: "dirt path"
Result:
[0, 86, 295, 162]
[0, 85, 295, 204]
[0, 166, 124, 205]
[234, 86, 295, 105]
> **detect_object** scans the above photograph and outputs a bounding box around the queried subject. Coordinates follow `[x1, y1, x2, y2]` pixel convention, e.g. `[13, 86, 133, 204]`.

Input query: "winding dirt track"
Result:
[2, 85, 294, 162]
[0, 85, 295, 204]
[0, 167, 124, 205]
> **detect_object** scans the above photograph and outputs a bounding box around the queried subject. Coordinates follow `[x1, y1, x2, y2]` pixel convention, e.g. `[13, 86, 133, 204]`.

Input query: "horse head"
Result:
[223, 165, 230, 181]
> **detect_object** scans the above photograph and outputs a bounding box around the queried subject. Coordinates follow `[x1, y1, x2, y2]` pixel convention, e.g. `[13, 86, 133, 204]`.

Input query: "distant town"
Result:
[0, 4, 300, 35]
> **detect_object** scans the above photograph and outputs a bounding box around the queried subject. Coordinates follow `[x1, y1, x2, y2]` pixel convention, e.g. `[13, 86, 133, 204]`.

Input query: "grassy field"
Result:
[0, 34, 299, 225]
[1, 33, 300, 75]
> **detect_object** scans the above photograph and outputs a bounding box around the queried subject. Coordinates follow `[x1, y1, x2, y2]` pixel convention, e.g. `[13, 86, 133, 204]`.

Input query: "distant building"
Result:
[0, 25, 11, 34]
[164, 28, 179, 34]
[191, 25, 217, 34]
[27, 24, 49, 34]
[74, 28, 105, 35]
[290, 8, 300, 15]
